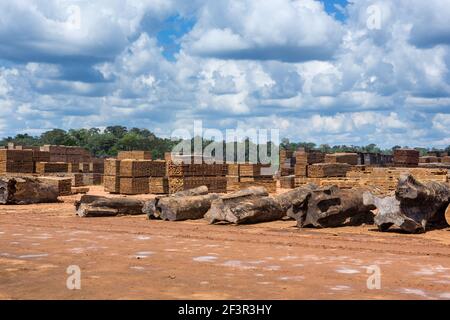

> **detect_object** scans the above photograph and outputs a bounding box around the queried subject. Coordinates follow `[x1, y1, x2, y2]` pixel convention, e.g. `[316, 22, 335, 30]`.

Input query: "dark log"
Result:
[75, 195, 145, 217]
[297, 186, 375, 228]
[205, 187, 270, 224]
[158, 194, 220, 221]
[143, 186, 210, 219]
[365, 174, 450, 233]
[206, 196, 284, 225]
[0, 177, 59, 205]
[277, 186, 316, 221]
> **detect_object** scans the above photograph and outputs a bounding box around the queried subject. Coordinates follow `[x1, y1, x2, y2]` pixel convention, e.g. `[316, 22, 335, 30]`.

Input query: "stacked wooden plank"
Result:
[117, 151, 152, 161]
[280, 175, 295, 189]
[419, 156, 440, 164]
[90, 159, 105, 174]
[393, 149, 420, 166]
[149, 177, 169, 194]
[83, 173, 103, 186]
[295, 150, 324, 177]
[279, 149, 296, 176]
[167, 157, 227, 194]
[35, 162, 69, 174]
[38, 176, 72, 196]
[225, 163, 276, 193]
[441, 156, 450, 164]
[307, 163, 351, 178]
[0, 149, 34, 174]
[104, 159, 121, 193]
[325, 153, 359, 165]
[40, 145, 91, 163]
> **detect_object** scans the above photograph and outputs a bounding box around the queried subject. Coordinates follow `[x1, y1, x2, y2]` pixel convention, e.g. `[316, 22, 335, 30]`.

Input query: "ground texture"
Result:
[1, 186, 450, 300]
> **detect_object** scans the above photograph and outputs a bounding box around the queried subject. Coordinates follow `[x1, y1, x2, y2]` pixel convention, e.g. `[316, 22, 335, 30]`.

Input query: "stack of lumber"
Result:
[0, 149, 34, 174]
[35, 162, 69, 174]
[39, 176, 72, 196]
[90, 159, 105, 174]
[419, 156, 440, 164]
[149, 177, 169, 194]
[308, 163, 351, 178]
[441, 156, 450, 164]
[226, 163, 276, 193]
[279, 149, 295, 176]
[325, 153, 359, 165]
[104, 159, 121, 193]
[280, 176, 295, 189]
[40, 145, 91, 163]
[117, 151, 152, 161]
[32, 150, 50, 163]
[83, 173, 103, 186]
[393, 149, 420, 166]
[167, 157, 227, 194]
[295, 150, 324, 177]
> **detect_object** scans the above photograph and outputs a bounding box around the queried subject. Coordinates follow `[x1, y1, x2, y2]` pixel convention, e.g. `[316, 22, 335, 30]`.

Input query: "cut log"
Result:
[205, 187, 269, 224]
[276, 186, 316, 220]
[297, 186, 375, 228]
[158, 194, 220, 221]
[0, 177, 59, 205]
[206, 196, 284, 225]
[365, 174, 450, 233]
[143, 186, 210, 219]
[75, 195, 145, 217]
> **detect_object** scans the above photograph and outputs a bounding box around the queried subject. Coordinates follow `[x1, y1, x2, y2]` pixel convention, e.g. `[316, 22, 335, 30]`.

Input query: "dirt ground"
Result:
[1, 186, 450, 300]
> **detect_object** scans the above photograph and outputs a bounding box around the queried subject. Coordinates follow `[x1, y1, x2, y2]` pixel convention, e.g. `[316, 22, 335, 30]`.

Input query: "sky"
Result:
[0, 0, 450, 148]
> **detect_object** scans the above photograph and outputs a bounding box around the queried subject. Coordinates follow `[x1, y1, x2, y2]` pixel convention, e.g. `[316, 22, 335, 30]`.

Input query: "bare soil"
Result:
[1, 186, 450, 300]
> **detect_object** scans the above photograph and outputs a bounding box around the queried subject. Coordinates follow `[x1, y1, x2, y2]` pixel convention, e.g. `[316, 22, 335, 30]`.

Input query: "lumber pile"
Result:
[0, 149, 34, 174]
[35, 162, 69, 174]
[90, 159, 105, 174]
[226, 163, 276, 193]
[117, 151, 152, 160]
[308, 163, 351, 178]
[295, 150, 324, 177]
[83, 173, 103, 186]
[280, 175, 295, 189]
[38, 176, 72, 196]
[149, 177, 169, 194]
[394, 149, 419, 166]
[441, 156, 450, 164]
[169, 176, 227, 194]
[420, 156, 439, 164]
[325, 153, 359, 165]
[40, 145, 91, 163]
[279, 149, 295, 176]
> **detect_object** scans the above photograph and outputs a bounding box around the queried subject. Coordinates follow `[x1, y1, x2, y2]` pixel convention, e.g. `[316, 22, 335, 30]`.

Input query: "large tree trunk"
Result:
[75, 195, 145, 217]
[158, 194, 220, 221]
[143, 186, 210, 219]
[205, 187, 270, 224]
[207, 196, 284, 225]
[365, 174, 450, 233]
[0, 177, 59, 205]
[296, 186, 375, 228]
[277, 186, 315, 221]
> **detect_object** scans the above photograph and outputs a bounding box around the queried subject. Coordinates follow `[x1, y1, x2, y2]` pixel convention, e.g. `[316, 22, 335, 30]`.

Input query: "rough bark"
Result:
[365, 174, 450, 233]
[278, 186, 316, 221]
[205, 187, 270, 224]
[0, 177, 59, 205]
[158, 194, 220, 221]
[143, 186, 210, 219]
[207, 196, 284, 225]
[75, 195, 145, 217]
[297, 186, 375, 228]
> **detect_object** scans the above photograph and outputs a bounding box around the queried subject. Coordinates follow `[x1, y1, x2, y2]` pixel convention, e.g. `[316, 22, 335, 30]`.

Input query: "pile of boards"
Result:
[167, 156, 227, 194]
[227, 163, 276, 193]
[104, 156, 166, 195]
[394, 149, 420, 166]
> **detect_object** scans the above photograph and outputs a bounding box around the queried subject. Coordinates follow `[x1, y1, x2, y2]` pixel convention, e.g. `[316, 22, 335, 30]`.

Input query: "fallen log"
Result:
[296, 186, 375, 228]
[0, 177, 59, 205]
[158, 194, 220, 221]
[277, 186, 315, 220]
[75, 195, 145, 217]
[143, 186, 210, 219]
[365, 174, 450, 233]
[205, 187, 270, 224]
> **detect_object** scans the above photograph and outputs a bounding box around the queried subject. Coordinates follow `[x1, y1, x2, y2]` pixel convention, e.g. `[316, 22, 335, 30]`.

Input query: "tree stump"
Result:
[75, 195, 145, 217]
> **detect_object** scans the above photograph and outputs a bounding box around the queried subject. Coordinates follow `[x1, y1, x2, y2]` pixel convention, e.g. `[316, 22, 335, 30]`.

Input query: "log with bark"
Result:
[278, 186, 316, 221]
[205, 187, 272, 224]
[143, 186, 209, 219]
[295, 186, 375, 228]
[0, 177, 59, 205]
[364, 174, 450, 233]
[158, 194, 220, 221]
[75, 195, 145, 217]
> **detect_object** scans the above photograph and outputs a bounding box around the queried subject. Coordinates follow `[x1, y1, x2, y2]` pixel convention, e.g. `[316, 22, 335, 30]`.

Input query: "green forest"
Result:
[1, 126, 448, 158]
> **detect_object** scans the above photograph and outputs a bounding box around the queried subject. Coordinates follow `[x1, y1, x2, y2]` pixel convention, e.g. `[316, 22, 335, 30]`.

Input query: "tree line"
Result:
[1, 126, 448, 158]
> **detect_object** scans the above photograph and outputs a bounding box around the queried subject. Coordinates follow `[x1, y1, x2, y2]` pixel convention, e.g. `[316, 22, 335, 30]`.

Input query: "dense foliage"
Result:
[1, 127, 448, 158]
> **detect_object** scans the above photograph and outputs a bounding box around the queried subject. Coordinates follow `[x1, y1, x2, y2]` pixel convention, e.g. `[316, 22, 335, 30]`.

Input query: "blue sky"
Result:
[0, 0, 449, 148]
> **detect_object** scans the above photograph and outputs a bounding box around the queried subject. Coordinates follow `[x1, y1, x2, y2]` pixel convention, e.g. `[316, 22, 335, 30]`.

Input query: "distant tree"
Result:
[105, 126, 128, 139]
[41, 129, 76, 146]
